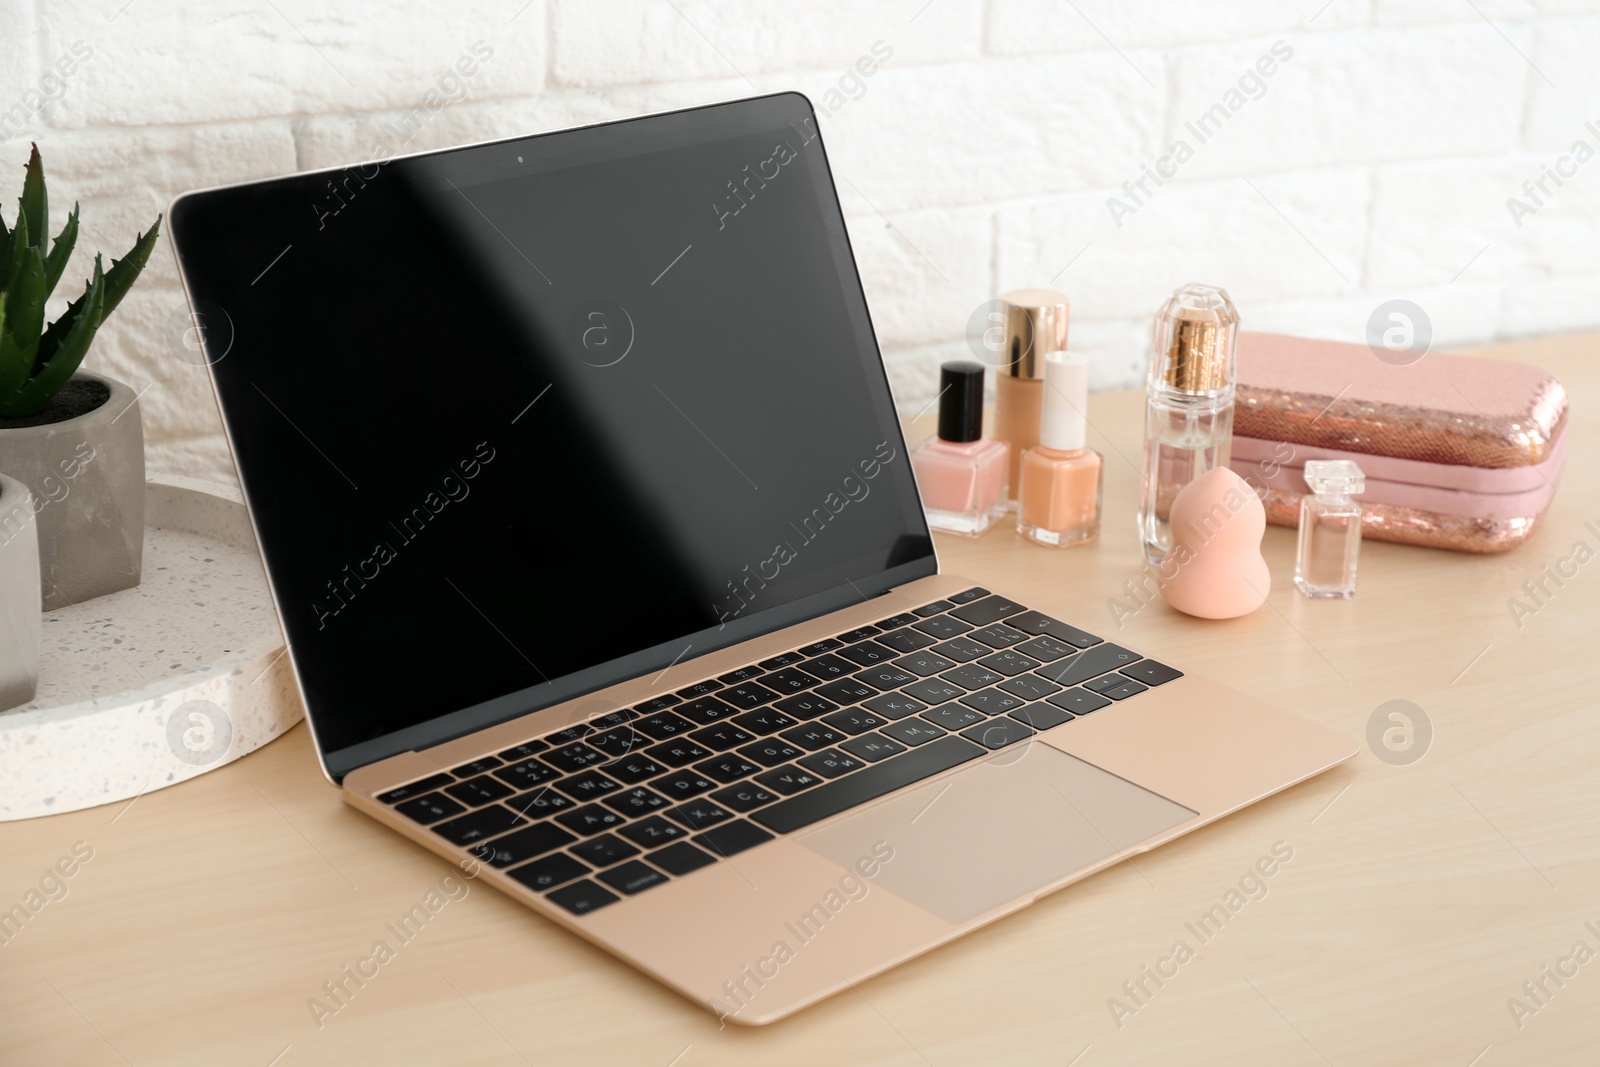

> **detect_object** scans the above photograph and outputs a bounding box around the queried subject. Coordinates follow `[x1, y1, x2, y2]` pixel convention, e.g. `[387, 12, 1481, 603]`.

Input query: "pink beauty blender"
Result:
[1159, 467, 1270, 619]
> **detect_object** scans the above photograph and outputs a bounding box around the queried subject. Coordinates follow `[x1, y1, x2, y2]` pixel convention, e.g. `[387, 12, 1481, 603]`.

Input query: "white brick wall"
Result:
[3, 0, 1598, 486]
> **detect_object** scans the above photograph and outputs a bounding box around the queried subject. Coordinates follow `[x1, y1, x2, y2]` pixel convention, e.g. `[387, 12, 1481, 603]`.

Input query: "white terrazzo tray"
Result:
[0, 476, 302, 821]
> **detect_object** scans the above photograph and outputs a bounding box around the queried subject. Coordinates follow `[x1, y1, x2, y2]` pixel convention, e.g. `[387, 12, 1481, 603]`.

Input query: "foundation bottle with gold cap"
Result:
[1137, 283, 1240, 565]
[994, 289, 1070, 505]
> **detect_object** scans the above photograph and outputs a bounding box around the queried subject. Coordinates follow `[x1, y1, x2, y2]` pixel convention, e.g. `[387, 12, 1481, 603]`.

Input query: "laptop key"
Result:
[666, 800, 734, 831]
[774, 693, 839, 720]
[947, 587, 989, 604]
[970, 623, 1028, 649]
[798, 638, 843, 655]
[1010, 703, 1074, 731]
[542, 743, 606, 772]
[650, 770, 717, 800]
[605, 755, 667, 786]
[838, 640, 895, 667]
[497, 741, 549, 762]
[960, 688, 1026, 716]
[781, 722, 849, 751]
[1101, 679, 1150, 700]
[395, 792, 466, 825]
[876, 627, 938, 654]
[861, 693, 928, 720]
[718, 666, 764, 684]
[590, 710, 636, 729]
[815, 679, 876, 705]
[695, 755, 762, 784]
[675, 697, 738, 725]
[1016, 635, 1075, 662]
[798, 654, 856, 681]
[840, 732, 907, 762]
[999, 673, 1062, 701]
[1084, 674, 1128, 694]
[509, 788, 574, 819]
[856, 664, 917, 690]
[876, 612, 920, 629]
[754, 735, 985, 834]
[696, 820, 775, 858]
[737, 738, 806, 767]
[433, 806, 529, 846]
[647, 841, 718, 876]
[378, 774, 454, 804]
[450, 756, 503, 777]
[798, 749, 865, 779]
[508, 853, 589, 892]
[979, 650, 1042, 677]
[571, 834, 640, 867]
[1004, 610, 1103, 648]
[880, 718, 947, 746]
[602, 787, 669, 817]
[822, 707, 887, 735]
[633, 695, 681, 714]
[553, 770, 621, 801]
[903, 678, 963, 705]
[468, 822, 576, 868]
[758, 651, 807, 670]
[676, 680, 722, 699]
[913, 600, 954, 617]
[494, 760, 561, 791]
[620, 815, 687, 848]
[836, 625, 882, 643]
[933, 636, 990, 662]
[895, 650, 956, 677]
[711, 782, 780, 812]
[754, 764, 823, 795]
[913, 615, 972, 639]
[444, 774, 516, 806]
[546, 724, 593, 745]
[732, 708, 797, 736]
[760, 667, 817, 695]
[586, 726, 647, 758]
[647, 739, 714, 767]
[923, 703, 984, 730]
[1037, 643, 1139, 686]
[556, 803, 625, 836]
[546, 880, 619, 915]
[691, 723, 757, 751]
[1047, 688, 1113, 715]
[961, 718, 1036, 750]
[941, 663, 1006, 691]
[598, 860, 669, 896]
[949, 595, 1025, 626]
[720, 682, 780, 709]
[1121, 660, 1184, 686]
[635, 712, 694, 740]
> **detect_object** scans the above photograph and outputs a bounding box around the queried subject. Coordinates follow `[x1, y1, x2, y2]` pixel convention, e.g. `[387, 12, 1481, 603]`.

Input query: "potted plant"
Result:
[0, 144, 160, 610]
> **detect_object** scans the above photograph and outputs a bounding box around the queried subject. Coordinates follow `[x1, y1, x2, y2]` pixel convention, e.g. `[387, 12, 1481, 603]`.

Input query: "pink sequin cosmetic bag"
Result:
[1228, 332, 1568, 554]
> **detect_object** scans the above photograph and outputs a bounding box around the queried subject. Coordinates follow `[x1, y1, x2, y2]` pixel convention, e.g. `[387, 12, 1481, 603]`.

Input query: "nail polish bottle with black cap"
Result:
[911, 360, 1009, 537]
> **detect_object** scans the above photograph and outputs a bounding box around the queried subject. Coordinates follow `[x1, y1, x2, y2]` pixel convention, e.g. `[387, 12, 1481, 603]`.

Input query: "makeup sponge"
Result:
[1159, 467, 1270, 620]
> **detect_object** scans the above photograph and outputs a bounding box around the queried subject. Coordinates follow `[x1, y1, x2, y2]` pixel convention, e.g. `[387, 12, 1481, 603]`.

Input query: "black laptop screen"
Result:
[170, 94, 933, 777]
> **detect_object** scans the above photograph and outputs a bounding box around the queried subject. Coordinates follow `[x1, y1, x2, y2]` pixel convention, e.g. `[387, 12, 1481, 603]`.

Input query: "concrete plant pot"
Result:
[0, 472, 41, 711]
[0, 373, 144, 610]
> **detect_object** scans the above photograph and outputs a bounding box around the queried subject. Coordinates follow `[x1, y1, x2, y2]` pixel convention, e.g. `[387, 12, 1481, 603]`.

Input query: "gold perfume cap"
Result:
[1152, 283, 1239, 395]
[998, 288, 1069, 380]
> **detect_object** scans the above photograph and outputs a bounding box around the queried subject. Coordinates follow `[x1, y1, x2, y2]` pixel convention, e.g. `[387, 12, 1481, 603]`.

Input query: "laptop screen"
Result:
[170, 94, 934, 779]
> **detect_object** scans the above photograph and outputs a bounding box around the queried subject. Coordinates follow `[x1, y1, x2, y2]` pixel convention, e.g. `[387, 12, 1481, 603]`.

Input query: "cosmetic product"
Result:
[1294, 460, 1364, 599]
[994, 289, 1070, 504]
[1229, 332, 1568, 554]
[1138, 283, 1240, 565]
[912, 360, 1009, 536]
[1158, 466, 1269, 620]
[1017, 351, 1101, 547]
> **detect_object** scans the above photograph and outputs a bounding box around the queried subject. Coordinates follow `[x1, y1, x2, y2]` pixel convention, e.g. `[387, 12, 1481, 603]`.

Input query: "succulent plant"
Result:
[0, 143, 161, 419]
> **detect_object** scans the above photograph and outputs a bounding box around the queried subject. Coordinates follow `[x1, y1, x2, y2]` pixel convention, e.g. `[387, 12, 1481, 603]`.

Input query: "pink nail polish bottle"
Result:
[912, 361, 1009, 536]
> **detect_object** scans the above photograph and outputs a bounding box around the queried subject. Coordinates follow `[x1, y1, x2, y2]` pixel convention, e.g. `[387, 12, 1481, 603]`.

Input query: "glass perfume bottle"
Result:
[913, 361, 1009, 536]
[1137, 283, 1240, 565]
[1018, 351, 1102, 547]
[1295, 460, 1365, 598]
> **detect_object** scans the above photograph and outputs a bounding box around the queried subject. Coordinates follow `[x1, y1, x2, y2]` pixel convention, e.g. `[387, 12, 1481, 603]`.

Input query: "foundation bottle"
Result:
[993, 289, 1069, 506]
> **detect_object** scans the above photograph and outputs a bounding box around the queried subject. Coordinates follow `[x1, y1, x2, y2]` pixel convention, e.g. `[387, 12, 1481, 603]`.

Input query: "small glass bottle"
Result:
[1018, 351, 1102, 547]
[1295, 460, 1365, 598]
[992, 289, 1069, 508]
[1137, 283, 1240, 565]
[912, 360, 1009, 536]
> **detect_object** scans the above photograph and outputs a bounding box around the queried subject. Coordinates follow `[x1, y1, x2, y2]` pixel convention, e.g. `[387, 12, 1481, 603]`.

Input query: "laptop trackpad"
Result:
[798, 742, 1198, 925]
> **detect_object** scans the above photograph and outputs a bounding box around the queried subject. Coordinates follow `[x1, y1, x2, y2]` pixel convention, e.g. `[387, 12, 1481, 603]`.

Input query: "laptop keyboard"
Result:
[374, 589, 1183, 916]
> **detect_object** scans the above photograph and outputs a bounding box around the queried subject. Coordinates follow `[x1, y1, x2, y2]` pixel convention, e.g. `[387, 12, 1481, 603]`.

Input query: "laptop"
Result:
[168, 92, 1356, 1025]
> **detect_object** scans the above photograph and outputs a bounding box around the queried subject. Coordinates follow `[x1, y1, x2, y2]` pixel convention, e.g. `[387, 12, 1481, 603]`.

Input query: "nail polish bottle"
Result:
[1137, 283, 1240, 565]
[993, 289, 1069, 507]
[912, 361, 1010, 536]
[1018, 351, 1102, 548]
[1295, 460, 1365, 599]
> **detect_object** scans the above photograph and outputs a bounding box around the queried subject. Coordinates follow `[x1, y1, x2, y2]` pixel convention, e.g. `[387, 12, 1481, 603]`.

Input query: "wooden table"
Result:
[3, 333, 1595, 1066]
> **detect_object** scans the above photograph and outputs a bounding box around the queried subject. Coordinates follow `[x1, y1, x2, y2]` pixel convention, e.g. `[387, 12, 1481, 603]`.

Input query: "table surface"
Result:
[4, 332, 1596, 1067]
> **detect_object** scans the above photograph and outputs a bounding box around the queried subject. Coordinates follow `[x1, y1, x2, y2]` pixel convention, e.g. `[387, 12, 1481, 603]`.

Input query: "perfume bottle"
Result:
[1295, 460, 1365, 598]
[993, 289, 1069, 506]
[912, 361, 1009, 536]
[1137, 283, 1240, 565]
[1018, 351, 1102, 547]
